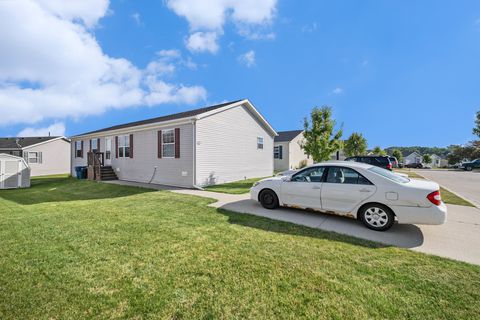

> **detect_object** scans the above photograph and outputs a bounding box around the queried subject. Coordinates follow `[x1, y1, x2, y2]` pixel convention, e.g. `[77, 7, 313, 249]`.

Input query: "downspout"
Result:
[192, 119, 203, 190]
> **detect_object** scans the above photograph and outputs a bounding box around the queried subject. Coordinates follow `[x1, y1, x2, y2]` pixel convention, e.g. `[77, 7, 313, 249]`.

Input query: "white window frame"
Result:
[257, 137, 264, 150]
[162, 129, 175, 158]
[118, 135, 130, 158]
[28, 152, 39, 164]
[91, 139, 98, 153]
[75, 141, 82, 158]
[274, 146, 281, 159]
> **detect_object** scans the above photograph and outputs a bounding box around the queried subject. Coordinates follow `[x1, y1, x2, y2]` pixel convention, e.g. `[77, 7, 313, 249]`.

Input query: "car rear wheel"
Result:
[359, 204, 395, 231]
[259, 189, 279, 209]
[466, 166, 473, 171]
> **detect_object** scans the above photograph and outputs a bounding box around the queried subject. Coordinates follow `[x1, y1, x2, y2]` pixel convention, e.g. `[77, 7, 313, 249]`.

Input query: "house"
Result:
[425, 154, 448, 168]
[70, 99, 277, 188]
[273, 130, 313, 171]
[403, 151, 422, 165]
[0, 136, 71, 176]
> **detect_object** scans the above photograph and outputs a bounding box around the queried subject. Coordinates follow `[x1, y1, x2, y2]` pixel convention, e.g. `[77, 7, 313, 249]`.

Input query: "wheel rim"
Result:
[263, 193, 274, 205]
[364, 207, 389, 228]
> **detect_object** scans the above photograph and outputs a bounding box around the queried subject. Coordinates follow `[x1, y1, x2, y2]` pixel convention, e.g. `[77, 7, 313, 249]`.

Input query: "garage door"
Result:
[0, 159, 20, 189]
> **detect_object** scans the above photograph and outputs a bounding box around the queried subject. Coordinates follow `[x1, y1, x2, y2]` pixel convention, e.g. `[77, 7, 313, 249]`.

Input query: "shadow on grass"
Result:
[0, 176, 153, 205]
[216, 200, 425, 249]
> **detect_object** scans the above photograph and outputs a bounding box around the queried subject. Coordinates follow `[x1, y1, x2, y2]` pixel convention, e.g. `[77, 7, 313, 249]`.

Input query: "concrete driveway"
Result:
[414, 169, 480, 208]
[173, 189, 480, 266]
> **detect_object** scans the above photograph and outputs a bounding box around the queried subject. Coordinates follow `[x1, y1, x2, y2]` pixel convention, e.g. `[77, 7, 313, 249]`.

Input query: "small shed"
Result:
[0, 153, 30, 189]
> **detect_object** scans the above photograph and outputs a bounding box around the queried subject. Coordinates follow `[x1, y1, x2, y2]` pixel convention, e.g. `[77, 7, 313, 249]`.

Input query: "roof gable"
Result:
[0, 136, 62, 149]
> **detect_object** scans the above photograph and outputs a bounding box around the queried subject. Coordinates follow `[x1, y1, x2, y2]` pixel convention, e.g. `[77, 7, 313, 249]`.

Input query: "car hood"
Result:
[258, 176, 284, 183]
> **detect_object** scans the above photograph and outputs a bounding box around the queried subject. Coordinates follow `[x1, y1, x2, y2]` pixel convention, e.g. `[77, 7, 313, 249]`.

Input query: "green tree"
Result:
[344, 132, 367, 157]
[372, 146, 387, 156]
[422, 154, 432, 164]
[301, 106, 343, 162]
[392, 149, 403, 162]
[474, 111, 480, 138]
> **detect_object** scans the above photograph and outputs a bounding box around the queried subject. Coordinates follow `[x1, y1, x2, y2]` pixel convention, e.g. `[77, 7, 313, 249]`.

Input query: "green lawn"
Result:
[203, 177, 266, 194]
[1, 177, 479, 319]
[396, 169, 475, 207]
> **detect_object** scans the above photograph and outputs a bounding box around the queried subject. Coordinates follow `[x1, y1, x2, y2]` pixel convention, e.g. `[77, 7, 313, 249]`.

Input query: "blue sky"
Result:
[1, 0, 479, 148]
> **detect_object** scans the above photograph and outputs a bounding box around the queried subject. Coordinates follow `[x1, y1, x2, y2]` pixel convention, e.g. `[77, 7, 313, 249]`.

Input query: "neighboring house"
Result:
[273, 130, 313, 171]
[424, 154, 448, 168]
[0, 136, 71, 176]
[70, 99, 277, 188]
[403, 151, 422, 165]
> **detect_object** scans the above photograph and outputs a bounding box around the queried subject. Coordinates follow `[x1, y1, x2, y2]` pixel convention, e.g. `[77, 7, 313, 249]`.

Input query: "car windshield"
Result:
[368, 166, 410, 183]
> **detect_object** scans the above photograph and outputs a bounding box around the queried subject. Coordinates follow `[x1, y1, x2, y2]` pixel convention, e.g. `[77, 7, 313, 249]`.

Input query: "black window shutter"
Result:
[279, 146, 283, 159]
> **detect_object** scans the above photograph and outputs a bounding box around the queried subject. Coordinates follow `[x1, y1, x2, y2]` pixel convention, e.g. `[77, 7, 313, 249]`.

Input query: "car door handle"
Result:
[312, 186, 321, 190]
[359, 189, 371, 193]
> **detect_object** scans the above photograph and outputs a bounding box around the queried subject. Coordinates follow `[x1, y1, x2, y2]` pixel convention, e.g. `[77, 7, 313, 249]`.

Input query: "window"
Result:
[91, 139, 98, 153]
[257, 137, 264, 149]
[326, 167, 372, 185]
[368, 166, 409, 183]
[12, 151, 21, 157]
[75, 141, 82, 158]
[118, 135, 130, 158]
[291, 166, 325, 183]
[28, 152, 42, 164]
[105, 139, 111, 160]
[162, 129, 175, 158]
[274, 146, 282, 159]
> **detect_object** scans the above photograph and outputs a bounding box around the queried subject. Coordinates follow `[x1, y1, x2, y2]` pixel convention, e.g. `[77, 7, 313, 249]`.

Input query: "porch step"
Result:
[100, 166, 118, 181]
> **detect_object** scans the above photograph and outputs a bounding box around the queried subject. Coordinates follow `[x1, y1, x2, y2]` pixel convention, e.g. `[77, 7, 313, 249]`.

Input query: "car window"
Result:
[291, 167, 325, 183]
[376, 157, 390, 165]
[368, 166, 410, 183]
[360, 157, 371, 164]
[325, 167, 372, 185]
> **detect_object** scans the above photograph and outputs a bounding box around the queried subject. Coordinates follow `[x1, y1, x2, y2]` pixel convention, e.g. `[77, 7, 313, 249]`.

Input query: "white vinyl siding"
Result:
[195, 104, 274, 186]
[71, 123, 194, 187]
[23, 139, 70, 177]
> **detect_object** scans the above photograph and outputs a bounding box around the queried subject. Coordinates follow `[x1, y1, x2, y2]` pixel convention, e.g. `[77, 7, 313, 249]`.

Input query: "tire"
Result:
[259, 189, 279, 209]
[359, 204, 395, 231]
[466, 166, 473, 171]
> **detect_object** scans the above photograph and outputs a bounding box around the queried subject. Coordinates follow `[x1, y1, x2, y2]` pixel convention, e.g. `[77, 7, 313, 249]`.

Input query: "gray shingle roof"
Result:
[274, 130, 303, 142]
[0, 136, 60, 149]
[75, 100, 243, 137]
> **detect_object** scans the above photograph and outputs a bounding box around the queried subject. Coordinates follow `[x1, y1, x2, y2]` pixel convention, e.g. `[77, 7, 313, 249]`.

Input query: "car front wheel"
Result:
[466, 166, 473, 171]
[359, 204, 395, 231]
[259, 189, 279, 209]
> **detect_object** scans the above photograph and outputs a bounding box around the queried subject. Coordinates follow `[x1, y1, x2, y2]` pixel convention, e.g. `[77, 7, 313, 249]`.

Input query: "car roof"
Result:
[306, 160, 374, 170]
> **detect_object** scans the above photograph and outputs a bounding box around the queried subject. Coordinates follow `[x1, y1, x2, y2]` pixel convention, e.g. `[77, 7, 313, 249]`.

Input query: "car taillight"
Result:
[427, 190, 442, 206]
[387, 163, 392, 170]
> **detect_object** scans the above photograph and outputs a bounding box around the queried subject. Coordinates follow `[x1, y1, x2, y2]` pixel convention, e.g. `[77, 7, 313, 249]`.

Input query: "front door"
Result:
[105, 138, 112, 166]
[321, 166, 376, 214]
[281, 166, 326, 210]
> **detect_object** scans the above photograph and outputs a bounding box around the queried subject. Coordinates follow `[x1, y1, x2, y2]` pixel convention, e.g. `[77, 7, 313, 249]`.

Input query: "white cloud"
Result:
[332, 87, 344, 95]
[17, 122, 66, 137]
[238, 50, 256, 67]
[0, 1, 206, 127]
[166, 0, 277, 53]
[301, 22, 317, 33]
[185, 32, 220, 53]
[131, 12, 142, 26]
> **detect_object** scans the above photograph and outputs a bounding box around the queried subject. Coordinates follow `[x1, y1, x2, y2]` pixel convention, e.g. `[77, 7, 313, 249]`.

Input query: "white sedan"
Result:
[251, 161, 447, 231]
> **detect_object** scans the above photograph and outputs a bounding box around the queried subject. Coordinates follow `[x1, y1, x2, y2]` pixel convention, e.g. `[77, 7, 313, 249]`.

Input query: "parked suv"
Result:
[405, 163, 423, 169]
[461, 159, 480, 171]
[345, 156, 393, 170]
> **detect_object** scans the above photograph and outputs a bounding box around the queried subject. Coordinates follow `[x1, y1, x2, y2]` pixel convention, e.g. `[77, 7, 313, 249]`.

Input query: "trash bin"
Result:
[75, 166, 87, 179]
[80, 167, 88, 179]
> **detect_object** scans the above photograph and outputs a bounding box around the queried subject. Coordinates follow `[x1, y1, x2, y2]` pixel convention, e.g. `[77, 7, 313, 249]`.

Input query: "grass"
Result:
[1, 177, 480, 319]
[395, 169, 475, 207]
[203, 176, 266, 194]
